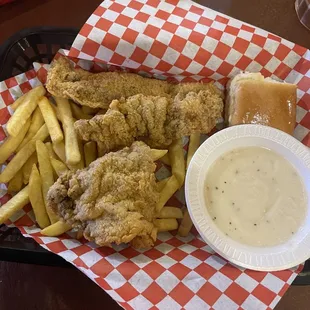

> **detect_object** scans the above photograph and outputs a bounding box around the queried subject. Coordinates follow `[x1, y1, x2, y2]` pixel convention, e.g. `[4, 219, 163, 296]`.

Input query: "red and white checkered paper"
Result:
[1, 0, 310, 309]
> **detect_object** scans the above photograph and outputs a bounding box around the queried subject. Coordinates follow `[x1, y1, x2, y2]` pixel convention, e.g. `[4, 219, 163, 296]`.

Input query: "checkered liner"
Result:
[0, 0, 309, 309]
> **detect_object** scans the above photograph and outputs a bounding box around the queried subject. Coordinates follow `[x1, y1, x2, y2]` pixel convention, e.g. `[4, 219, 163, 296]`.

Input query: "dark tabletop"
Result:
[0, 0, 309, 309]
[0, 0, 309, 49]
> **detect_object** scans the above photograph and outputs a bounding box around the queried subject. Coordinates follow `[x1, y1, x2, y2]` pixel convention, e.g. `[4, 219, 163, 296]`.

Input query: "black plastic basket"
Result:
[0, 27, 309, 285]
[0, 26, 78, 81]
[0, 27, 78, 267]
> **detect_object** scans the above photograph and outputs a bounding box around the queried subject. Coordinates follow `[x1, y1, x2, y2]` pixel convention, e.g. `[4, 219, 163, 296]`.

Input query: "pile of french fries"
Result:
[156, 133, 201, 237]
[0, 86, 97, 236]
[0, 85, 201, 242]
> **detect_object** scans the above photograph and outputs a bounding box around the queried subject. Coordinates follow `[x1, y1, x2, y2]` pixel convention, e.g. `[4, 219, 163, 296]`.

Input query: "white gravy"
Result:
[205, 147, 307, 247]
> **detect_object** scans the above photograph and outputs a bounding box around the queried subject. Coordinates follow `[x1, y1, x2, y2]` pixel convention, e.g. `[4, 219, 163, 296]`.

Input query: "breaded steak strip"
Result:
[46, 57, 171, 108]
[74, 87, 223, 154]
[46, 56, 223, 109]
[47, 142, 159, 248]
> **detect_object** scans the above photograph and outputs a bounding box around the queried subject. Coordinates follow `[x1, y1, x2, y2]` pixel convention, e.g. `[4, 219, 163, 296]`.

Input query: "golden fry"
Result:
[17, 107, 44, 152]
[76, 230, 84, 239]
[50, 157, 68, 177]
[7, 170, 23, 193]
[45, 142, 59, 179]
[38, 97, 63, 143]
[82, 106, 99, 115]
[36, 140, 58, 224]
[157, 177, 170, 192]
[40, 220, 71, 237]
[55, 97, 81, 165]
[150, 149, 168, 161]
[0, 186, 29, 224]
[29, 164, 50, 228]
[0, 118, 31, 164]
[0, 124, 49, 183]
[52, 141, 66, 163]
[50, 102, 62, 123]
[96, 109, 107, 116]
[158, 207, 183, 219]
[70, 102, 92, 120]
[22, 152, 38, 184]
[77, 138, 85, 169]
[84, 141, 97, 166]
[178, 209, 193, 237]
[7, 85, 45, 136]
[10, 92, 28, 111]
[169, 138, 185, 187]
[97, 142, 105, 157]
[186, 133, 200, 169]
[52, 141, 78, 171]
[160, 153, 171, 166]
[155, 219, 178, 232]
[45, 142, 57, 159]
[68, 138, 85, 171]
[156, 175, 179, 213]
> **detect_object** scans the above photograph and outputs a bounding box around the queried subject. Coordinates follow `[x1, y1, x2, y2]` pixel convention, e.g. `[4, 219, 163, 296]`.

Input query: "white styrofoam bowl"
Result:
[185, 124, 310, 271]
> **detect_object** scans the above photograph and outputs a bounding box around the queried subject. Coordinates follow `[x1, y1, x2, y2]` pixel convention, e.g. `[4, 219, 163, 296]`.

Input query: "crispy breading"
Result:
[46, 57, 223, 109]
[74, 88, 223, 154]
[47, 142, 159, 248]
[46, 57, 171, 108]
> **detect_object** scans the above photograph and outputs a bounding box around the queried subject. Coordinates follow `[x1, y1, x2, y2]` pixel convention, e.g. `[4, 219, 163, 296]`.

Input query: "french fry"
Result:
[52, 141, 66, 163]
[169, 138, 185, 187]
[7, 85, 45, 137]
[84, 141, 97, 166]
[45, 142, 58, 159]
[22, 152, 38, 184]
[155, 219, 178, 232]
[0, 124, 49, 183]
[52, 141, 79, 171]
[96, 109, 107, 116]
[41, 220, 71, 237]
[10, 92, 28, 111]
[36, 140, 58, 224]
[178, 209, 193, 237]
[76, 230, 84, 239]
[50, 157, 68, 177]
[82, 106, 99, 115]
[150, 149, 168, 161]
[157, 177, 170, 192]
[0, 186, 29, 224]
[17, 107, 44, 152]
[38, 97, 63, 143]
[160, 153, 171, 166]
[45, 142, 59, 179]
[67, 138, 85, 171]
[158, 207, 183, 219]
[55, 97, 81, 165]
[70, 102, 92, 120]
[97, 142, 106, 157]
[0, 117, 31, 164]
[50, 102, 62, 123]
[29, 164, 50, 228]
[77, 138, 85, 169]
[156, 175, 179, 213]
[186, 133, 200, 169]
[7, 170, 23, 193]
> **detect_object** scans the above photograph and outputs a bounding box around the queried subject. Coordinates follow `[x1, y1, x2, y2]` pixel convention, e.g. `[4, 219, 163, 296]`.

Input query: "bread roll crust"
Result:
[226, 73, 297, 135]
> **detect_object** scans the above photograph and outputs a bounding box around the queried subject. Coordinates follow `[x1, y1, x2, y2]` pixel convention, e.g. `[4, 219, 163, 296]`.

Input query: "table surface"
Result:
[0, 0, 310, 309]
